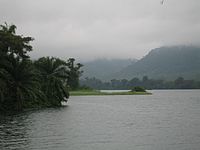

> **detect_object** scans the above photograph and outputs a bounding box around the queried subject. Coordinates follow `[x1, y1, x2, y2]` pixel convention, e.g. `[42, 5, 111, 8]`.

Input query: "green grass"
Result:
[69, 90, 151, 96]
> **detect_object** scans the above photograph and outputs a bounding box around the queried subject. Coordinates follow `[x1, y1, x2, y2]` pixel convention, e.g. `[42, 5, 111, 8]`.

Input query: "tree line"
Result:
[80, 76, 200, 90]
[0, 24, 83, 112]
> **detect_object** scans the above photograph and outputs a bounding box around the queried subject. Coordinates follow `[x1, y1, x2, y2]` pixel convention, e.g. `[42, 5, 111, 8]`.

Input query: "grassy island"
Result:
[70, 89, 151, 96]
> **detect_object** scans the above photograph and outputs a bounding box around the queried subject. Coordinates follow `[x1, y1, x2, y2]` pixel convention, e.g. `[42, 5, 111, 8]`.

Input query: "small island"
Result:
[70, 86, 151, 96]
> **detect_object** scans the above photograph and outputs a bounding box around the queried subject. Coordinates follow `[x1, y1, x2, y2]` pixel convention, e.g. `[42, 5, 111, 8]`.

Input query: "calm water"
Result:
[0, 90, 200, 150]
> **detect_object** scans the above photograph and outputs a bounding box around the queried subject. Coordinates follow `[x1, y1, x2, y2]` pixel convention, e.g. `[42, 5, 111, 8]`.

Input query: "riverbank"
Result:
[69, 90, 151, 96]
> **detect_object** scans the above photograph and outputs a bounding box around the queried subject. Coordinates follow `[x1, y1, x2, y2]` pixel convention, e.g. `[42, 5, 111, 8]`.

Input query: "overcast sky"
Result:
[0, 0, 200, 61]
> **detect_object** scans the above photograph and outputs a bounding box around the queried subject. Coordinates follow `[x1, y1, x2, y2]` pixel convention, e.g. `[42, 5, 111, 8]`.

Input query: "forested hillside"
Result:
[111, 46, 200, 80]
[81, 59, 136, 81]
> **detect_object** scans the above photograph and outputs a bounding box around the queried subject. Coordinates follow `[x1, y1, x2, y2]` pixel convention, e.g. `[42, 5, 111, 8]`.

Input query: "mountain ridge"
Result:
[110, 46, 200, 80]
[81, 58, 137, 81]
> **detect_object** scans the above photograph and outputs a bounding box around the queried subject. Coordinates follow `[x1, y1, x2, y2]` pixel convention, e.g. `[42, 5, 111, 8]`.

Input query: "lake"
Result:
[0, 90, 200, 150]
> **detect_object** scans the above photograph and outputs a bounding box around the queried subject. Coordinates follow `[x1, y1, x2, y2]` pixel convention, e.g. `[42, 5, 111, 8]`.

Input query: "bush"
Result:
[131, 86, 146, 92]
[78, 85, 93, 91]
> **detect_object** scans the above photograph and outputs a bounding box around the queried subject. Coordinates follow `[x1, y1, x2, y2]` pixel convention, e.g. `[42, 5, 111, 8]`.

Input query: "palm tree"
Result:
[1, 57, 41, 111]
[0, 23, 37, 111]
[34, 57, 69, 106]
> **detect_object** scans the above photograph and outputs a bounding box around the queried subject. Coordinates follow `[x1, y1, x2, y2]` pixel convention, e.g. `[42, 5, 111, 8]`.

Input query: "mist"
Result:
[1, 0, 200, 61]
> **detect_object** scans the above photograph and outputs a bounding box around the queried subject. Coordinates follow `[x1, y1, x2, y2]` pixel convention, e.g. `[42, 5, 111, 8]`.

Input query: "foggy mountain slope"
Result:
[81, 59, 137, 81]
[111, 46, 200, 80]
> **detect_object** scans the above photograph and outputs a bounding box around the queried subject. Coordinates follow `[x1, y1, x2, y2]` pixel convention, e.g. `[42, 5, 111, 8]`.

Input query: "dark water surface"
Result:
[0, 90, 200, 150]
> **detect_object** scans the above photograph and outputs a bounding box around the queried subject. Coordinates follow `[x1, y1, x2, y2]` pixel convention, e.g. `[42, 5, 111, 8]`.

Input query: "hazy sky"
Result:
[0, 0, 200, 61]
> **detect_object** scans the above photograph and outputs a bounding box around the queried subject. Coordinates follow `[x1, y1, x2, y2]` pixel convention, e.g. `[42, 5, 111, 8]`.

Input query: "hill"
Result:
[111, 46, 200, 80]
[81, 59, 137, 81]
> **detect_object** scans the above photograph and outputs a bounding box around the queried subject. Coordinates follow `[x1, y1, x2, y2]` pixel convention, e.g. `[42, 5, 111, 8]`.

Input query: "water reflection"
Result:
[0, 107, 69, 150]
[0, 113, 31, 150]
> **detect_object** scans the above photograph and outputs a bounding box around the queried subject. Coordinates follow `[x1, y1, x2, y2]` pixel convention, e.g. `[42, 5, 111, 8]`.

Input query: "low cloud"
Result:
[0, 0, 200, 61]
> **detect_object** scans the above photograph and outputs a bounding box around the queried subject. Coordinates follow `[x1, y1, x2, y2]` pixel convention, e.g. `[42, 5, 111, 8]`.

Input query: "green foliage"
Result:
[66, 58, 83, 90]
[80, 76, 200, 90]
[0, 23, 37, 111]
[70, 90, 150, 96]
[0, 23, 33, 59]
[0, 23, 82, 112]
[78, 85, 93, 91]
[131, 86, 146, 92]
[34, 57, 69, 106]
[8, 59, 42, 110]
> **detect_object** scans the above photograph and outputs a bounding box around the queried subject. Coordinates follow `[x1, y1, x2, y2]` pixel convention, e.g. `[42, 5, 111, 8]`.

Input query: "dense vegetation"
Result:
[0, 24, 82, 112]
[80, 76, 200, 90]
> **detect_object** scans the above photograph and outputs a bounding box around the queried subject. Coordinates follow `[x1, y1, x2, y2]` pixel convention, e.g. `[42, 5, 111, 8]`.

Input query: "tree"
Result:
[0, 23, 33, 59]
[66, 58, 83, 90]
[129, 77, 140, 87]
[1, 58, 41, 110]
[142, 76, 149, 82]
[34, 57, 69, 106]
[174, 77, 184, 89]
[0, 23, 38, 111]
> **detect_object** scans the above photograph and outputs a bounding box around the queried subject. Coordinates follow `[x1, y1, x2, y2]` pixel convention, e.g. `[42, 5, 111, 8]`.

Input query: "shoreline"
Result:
[69, 90, 151, 96]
